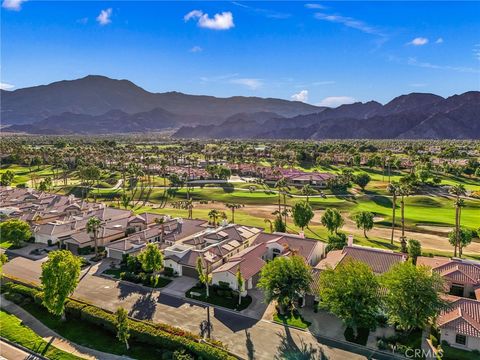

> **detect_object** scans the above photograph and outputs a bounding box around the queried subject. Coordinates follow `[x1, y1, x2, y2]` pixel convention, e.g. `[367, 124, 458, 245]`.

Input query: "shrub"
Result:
[64, 300, 88, 319]
[163, 267, 174, 277]
[5, 282, 235, 360]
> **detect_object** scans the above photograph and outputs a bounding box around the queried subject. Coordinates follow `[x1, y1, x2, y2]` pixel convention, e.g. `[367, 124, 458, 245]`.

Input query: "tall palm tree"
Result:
[87, 216, 102, 256]
[274, 177, 287, 214]
[301, 184, 314, 203]
[208, 209, 220, 227]
[398, 184, 411, 253]
[155, 217, 165, 242]
[386, 181, 399, 245]
[449, 184, 466, 257]
[225, 203, 241, 223]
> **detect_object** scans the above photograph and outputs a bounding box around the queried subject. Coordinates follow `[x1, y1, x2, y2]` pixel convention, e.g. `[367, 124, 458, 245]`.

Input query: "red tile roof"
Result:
[438, 298, 480, 338]
[315, 245, 406, 274]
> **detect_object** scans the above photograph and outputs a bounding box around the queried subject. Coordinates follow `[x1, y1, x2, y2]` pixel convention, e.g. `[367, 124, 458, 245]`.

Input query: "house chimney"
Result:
[347, 235, 354, 247]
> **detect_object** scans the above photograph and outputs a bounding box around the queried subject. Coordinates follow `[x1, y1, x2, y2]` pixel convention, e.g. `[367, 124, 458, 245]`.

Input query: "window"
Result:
[450, 284, 464, 297]
[455, 334, 467, 345]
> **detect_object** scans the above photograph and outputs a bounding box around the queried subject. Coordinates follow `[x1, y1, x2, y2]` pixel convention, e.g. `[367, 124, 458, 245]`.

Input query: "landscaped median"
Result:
[272, 310, 311, 330]
[1, 282, 237, 360]
[0, 309, 83, 360]
[186, 284, 252, 311]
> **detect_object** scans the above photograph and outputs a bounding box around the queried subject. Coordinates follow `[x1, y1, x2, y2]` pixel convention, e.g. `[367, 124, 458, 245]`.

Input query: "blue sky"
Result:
[2, 1, 479, 106]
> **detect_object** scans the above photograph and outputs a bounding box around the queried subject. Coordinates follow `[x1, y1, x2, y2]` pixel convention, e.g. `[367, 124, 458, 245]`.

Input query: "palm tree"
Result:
[208, 209, 220, 227]
[264, 218, 273, 233]
[87, 216, 102, 256]
[155, 217, 165, 242]
[186, 198, 194, 219]
[225, 203, 241, 223]
[387, 181, 399, 245]
[449, 184, 466, 257]
[301, 184, 314, 203]
[398, 184, 411, 253]
[274, 177, 287, 214]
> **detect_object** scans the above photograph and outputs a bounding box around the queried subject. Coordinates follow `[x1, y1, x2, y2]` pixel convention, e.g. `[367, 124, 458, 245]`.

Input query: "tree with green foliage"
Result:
[407, 239, 422, 264]
[301, 184, 314, 203]
[0, 253, 8, 277]
[257, 255, 312, 314]
[326, 233, 347, 252]
[448, 228, 473, 258]
[321, 208, 344, 234]
[354, 211, 374, 238]
[225, 203, 241, 223]
[138, 243, 163, 282]
[319, 259, 380, 335]
[353, 173, 371, 191]
[86, 216, 102, 256]
[0, 170, 15, 186]
[40, 250, 81, 319]
[115, 307, 130, 350]
[292, 201, 314, 231]
[0, 219, 32, 247]
[236, 266, 244, 305]
[273, 214, 286, 232]
[208, 209, 220, 226]
[196, 256, 212, 297]
[381, 262, 446, 333]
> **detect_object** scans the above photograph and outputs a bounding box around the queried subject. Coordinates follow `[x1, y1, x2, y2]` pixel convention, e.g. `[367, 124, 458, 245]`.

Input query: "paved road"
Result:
[0, 340, 43, 360]
[4, 257, 374, 360]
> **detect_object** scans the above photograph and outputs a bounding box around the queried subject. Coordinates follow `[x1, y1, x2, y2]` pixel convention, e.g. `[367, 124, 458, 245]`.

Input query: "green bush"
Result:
[163, 267, 174, 277]
[5, 283, 234, 360]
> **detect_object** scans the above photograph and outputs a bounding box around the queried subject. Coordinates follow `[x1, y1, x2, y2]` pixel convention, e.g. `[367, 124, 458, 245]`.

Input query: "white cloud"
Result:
[305, 4, 326, 9]
[435, 37, 444, 44]
[314, 12, 383, 36]
[184, 10, 234, 30]
[291, 90, 309, 102]
[230, 78, 262, 90]
[2, 0, 26, 11]
[96, 8, 112, 26]
[0, 82, 15, 90]
[473, 44, 480, 61]
[408, 57, 480, 74]
[409, 83, 427, 88]
[318, 96, 356, 108]
[408, 37, 429, 46]
[190, 46, 203, 53]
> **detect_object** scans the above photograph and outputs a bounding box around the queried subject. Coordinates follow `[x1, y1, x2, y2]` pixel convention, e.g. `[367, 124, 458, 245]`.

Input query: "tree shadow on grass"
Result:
[129, 292, 157, 320]
[275, 327, 328, 360]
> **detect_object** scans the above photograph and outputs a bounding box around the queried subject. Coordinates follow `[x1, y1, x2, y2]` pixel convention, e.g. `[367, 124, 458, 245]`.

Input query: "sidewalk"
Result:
[0, 296, 132, 360]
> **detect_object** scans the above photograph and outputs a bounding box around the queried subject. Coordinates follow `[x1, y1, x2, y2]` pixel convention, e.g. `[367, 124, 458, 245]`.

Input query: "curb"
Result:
[0, 336, 48, 360]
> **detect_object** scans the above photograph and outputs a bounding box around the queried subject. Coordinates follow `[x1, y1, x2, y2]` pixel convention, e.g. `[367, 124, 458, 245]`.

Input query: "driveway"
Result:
[163, 276, 197, 297]
[4, 257, 373, 360]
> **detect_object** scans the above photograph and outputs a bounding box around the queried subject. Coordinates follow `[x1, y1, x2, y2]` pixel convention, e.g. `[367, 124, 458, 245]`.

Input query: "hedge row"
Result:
[3, 283, 236, 360]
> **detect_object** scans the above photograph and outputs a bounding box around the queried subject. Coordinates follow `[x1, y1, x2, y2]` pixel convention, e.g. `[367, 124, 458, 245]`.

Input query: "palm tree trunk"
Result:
[94, 234, 99, 256]
[391, 194, 396, 245]
[454, 205, 459, 257]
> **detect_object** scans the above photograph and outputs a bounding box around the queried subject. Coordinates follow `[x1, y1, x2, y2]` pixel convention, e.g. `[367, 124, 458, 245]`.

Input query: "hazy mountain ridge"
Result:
[174, 91, 480, 140]
[2, 75, 478, 139]
[1, 75, 321, 125]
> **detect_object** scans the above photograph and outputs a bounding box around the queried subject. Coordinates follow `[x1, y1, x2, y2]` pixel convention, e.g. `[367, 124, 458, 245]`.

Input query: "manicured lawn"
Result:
[16, 302, 166, 360]
[104, 268, 172, 288]
[273, 311, 311, 329]
[186, 285, 252, 311]
[0, 310, 83, 360]
[441, 344, 478, 360]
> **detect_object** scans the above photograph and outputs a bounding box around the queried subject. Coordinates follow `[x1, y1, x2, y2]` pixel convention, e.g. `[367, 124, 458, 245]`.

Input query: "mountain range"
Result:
[2, 75, 479, 139]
